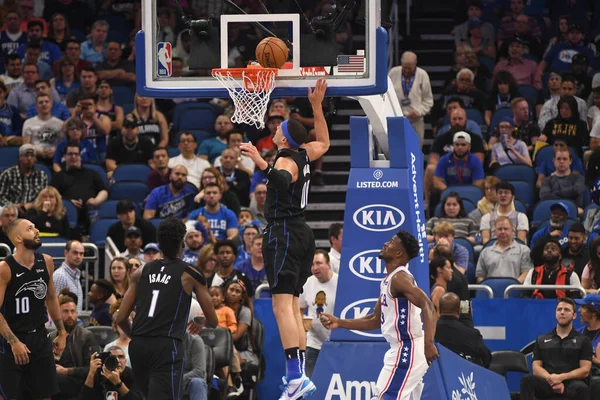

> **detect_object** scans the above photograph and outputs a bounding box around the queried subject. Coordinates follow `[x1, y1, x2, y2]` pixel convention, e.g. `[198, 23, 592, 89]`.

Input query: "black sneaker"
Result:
[312, 171, 326, 186]
[233, 376, 244, 396]
[227, 386, 238, 398]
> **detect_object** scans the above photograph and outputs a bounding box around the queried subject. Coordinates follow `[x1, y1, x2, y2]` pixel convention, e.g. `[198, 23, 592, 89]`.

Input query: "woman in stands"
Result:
[236, 224, 260, 265]
[426, 193, 479, 244]
[582, 237, 600, 294]
[47, 13, 73, 52]
[196, 244, 217, 282]
[543, 15, 569, 58]
[108, 257, 131, 299]
[51, 57, 81, 102]
[489, 117, 532, 169]
[484, 71, 521, 127]
[464, 19, 495, 60]
[541, 96, 589, 157]
[429, 256, 453, 314]
[127, 257, 142, 274]
[104, 299, 132, 367]
[193, 167, 241, 216]
[469, 176, 500, 225]
[27, 186, 73, 239]
[129, 93, 169, 147]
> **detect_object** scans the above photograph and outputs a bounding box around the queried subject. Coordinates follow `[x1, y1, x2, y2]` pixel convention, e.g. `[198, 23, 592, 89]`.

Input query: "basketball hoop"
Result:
[212, 66, 278, 130]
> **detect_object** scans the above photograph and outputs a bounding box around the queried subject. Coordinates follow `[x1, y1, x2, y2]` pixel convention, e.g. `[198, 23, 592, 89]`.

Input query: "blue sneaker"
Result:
[279, 375, 316, 399]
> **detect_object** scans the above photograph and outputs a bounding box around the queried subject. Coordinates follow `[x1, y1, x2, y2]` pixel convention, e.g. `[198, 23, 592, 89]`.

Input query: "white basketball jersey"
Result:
[379, 266, 424, 346]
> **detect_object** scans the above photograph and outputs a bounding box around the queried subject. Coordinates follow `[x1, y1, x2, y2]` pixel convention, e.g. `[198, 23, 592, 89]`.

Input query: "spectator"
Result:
[0, 144, 47, 213]
[198, 115, 233, 163]
[0, 83, 20, 147]
[121, 228, 144, 265]
[65, 65, 98, 110]
[42, 0, 94, 34]
[434, 97, 481, 136]
[15, 20, 62, 67]
[540, 24, 595, 74]
[452, 1, 495, 46]
[497, 0, 541, 47]
[255, 113, 283, 155]
[168, 132, 211, 189]
[388, 51, 434, 147]
[80, 20, 108, 65]
[53, 119, 97, 173]
[484, 71, 521, 126]
[498, 15, 543, 60]
[249, 150, 276, 200]
[235, 224, 258, 264]
[571, 54, 592, 101]
[195, 167, 241, 216]
[0, 204, 17, 250]
[428, 222, 470, 272]
[105, 117, 154, 180]
[69, 94, 112, 158]
[542, 15, 569, 58]
[7, 63, 60, 119]
[55, 40, 92, 79]
[490, 117, 532, 168]
[3, 53, 23, 89]
[107, 199, 157, 253]
[46, 12, 71, 52]
[540, 96, 589, 158]
[436, 68, 487, 118]
[53, 240, 85, 313]
[26, 186, 71, 239]
[463, 19, 496, 59]
[582, 237, 600, 295]
[22, 93, 64, 164]
[183, 333, 208, 400]
[218, 148, 251, 207]
[538, 76, 588, 131]
[156, 8, 177, 45]
[147, 147, 171, 191]
[83, 346, 143, 400]
[327, 222, 343, 274]
[540, 149, 586, 210]
[182, 224, 207, 265]
[234, 234, 266, 294]
[144, 165, 197, 220]
[15, 0, 47, 34]
[23, 41, 52, 80]
[299, 250, 338, 378]
[96, 80, 124, 135]
[214, 130, 255, 176]
[537, 142, 584, 189]
[561, 223, 589, 280]
[524, 240, 582, 299]
[104, 300, 132, 367]
[96, 41, 135, 86]
[51, 143, 109, 234]
[188, 183, 238, 240]
[127, 258, 142, 274]
[469, 176, 500, 226]
[130, 94, 169, 147]
[50, 57, 81, 103]
[535, 72, 561, 117]
[520, 297, 591, 399]
[88, 279, 114, 326]
[430, 256, 453, 313]
[589, 87, 600, 129]
[434, 293, 491, 368]
[210, 240, 255, 301]
[510, 97, 540, 151]
[574, 294, 600, 398]
[427, 193, 479, 244]
[249, 183, 267, 231]
[480, 181, 529, 244]
[197, 244, 217, 282]
[0, 11, 26, 66]
[51, 295, 100, 399]
[143, 243, 161, 264]
[531, 202, 572, 252]
[476, 216, 532, 282]
[109, 257, 132, 299]
[27, 79, 70, 120]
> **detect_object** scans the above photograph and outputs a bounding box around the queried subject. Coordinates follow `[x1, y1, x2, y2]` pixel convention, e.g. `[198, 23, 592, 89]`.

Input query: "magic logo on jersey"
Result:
[157, 42, 172, 77]
[15, 277, 47, 299]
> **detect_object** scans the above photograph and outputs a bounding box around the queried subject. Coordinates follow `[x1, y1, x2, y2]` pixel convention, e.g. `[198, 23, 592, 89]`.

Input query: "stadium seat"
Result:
[34, 163, 51, 180]
[173, 102, 217, 134]
[531, 200, 578, 227]
[466, 261, 476, 283]
[465, 108, 484, 125]
[582, 187, 591, 207]
[514, 199, 527, 214]
[494, 165, 536, 188]
[441, 185, 483, 207]
[167, 147, 181, 157]
[62, 199, 78, 228]
[453, 237, 474, 263]
[200, 328, 233, 370]
[490, 350, 529, 394]
[0, 147, 19, 169]
[90, 218, 118, 246]
[109, 182, 149, 203]
[122, 103, 134, 115]
[434, 198, 476, 217]
[83, 163, 109, 187]
[478, 55, 496, 74]
[87, 326, 119, 347]
[112, 164, 152, 184]
[40, 238, 68, 260]
[509, 181, 534, 212]
[242, 317, 266, 397]
[205, 345, 215, 382]
[517, 85, 539, 108]
[489, 108, 514, 131]
[111, 86, 135, 106]
[98, 200, 142, 219]
[149, 218, 162, 229]
[478, 278, 521, 298]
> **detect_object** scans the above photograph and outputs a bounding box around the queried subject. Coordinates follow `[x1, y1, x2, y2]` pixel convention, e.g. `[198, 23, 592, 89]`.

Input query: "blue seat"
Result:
[489, 108, 514, 131]
[34, 163, 51, 180]
[70, 28, 86, 42]
[167, 147, 181, 157]
[434, 199, 476, 218]
[173, 102, 217, 134]
[98, 200, 142, 219]
[509, 181, 534, 212]
[112, 164, 152, 184]
[465, 109, 484, 125]
[112, 86, 135, 106]
[149, 218, 162, 229]
[40, 238, 68, 260]
[109, 182, 149, 203]
[466, 261, 476, 284]
[531, 200, 578, 227]
[514, 199, 527, 214]
[90, 219, 118, 246]
[582, 187, 591, 208]
[122, 103, 134, 115]
[478, 55, 496, 74]
[453, 237, 474, 263]
[82, 163, 108, 187]
[518, 85, 539, 108]
[0, 147, 19, 169]
[494, 165, 537, 187]
[441, 185, 483, 207]
[478, 278, 521, 298]
[534, 145, 555, 171]
[62, 200, 78, 228]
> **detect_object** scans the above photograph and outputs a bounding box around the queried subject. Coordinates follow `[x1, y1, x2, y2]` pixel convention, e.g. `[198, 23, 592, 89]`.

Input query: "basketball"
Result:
[255, 37, 289, 68]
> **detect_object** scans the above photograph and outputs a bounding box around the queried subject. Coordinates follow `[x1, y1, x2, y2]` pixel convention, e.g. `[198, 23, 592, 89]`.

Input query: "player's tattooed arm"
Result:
[0, 313, 19, 345]
[0, 262, 18, 345]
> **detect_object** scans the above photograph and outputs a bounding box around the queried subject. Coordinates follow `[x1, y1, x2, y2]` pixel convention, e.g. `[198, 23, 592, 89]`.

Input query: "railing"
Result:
[405, 0, 411, 36]
[504, 285, 586, 299]
[0, 243, 10, 257]
[105, 236, 121, 278]
[389, 0, 401, 69]
[468, 284, 493, 299]
[256, 283, 270, 298]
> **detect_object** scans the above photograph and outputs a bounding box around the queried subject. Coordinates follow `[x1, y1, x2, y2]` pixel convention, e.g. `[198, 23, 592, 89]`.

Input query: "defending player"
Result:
[115, 217, 218, 400]
[0, 219, 67, 400]
[240, 78, 329, 399]
[321, 230, 439, 400]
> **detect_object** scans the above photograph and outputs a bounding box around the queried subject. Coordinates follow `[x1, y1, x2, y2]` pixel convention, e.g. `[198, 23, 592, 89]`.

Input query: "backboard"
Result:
[137, 0, 388, 98]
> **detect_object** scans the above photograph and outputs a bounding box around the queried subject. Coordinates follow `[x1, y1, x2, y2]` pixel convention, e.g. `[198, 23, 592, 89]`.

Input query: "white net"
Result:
[212, 69, 277, 130]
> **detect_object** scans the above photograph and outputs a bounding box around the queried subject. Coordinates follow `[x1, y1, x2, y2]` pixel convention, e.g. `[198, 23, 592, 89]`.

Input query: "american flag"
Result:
[337, 55, 364, 73]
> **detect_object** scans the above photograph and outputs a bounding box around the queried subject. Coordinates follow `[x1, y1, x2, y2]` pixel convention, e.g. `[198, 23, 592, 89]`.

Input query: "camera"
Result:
[95, 352, 119, 371]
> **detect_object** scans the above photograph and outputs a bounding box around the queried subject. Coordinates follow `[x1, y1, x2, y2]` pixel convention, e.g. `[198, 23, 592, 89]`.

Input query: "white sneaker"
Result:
[279, 375, 316, 400]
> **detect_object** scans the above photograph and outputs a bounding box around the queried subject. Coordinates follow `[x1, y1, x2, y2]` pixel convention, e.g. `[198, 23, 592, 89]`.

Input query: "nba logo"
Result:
[157, 42, 172, 77]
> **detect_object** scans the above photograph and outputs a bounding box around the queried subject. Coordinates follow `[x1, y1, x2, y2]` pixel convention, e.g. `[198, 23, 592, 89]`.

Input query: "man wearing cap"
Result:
[198, 114, 233, 164]
[121, 226, 144, 263]
[451, 1, 495, 47]
[530, 202, 573, 252]
[493, 38, 542, 89]
[571, 53, 592, 100]
[105, 116, 154, 180]
[575, 294, 600, 398]
[539, 24, 595, 74]
[107, 199, 156, 253]
[540, 148, 586, 210]
[562, 223, 589, 279]
[520, 297, 591, 399]
[0, 144, 47, 213]
[497, 0, 542, 45]
[143, 243, 162, 264]
[256, 113, 284, 155]
[538, 75, 588, 131]
[168, 131, 211, 189]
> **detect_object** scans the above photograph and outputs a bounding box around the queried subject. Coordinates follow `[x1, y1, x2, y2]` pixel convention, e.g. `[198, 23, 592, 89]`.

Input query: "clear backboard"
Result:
[137, 0, 388, 98]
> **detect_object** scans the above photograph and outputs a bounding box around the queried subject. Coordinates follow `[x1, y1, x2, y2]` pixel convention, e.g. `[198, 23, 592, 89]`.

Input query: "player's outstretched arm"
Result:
[320, 299, 381, 332]
[0, 261, 31, 365]
[391, 272, 440, 365]
[301, 78, 330, 162]
[115, 268, 143, 338]
[44, 255, 68, 356]
[188, 268, 218, 329]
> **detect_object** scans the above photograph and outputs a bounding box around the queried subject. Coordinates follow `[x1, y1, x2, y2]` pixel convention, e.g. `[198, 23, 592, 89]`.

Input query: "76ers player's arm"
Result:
[391, 271, 439, 365]
[0, 262, 31, 365]
[320, 299, 382, 332]
[44, 254, 68, 356]
[115, 268, 142, 338]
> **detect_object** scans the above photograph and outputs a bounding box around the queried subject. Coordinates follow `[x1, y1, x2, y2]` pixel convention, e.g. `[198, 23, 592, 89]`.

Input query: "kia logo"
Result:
[340, 298, 382, 338]
[349, 250, 386, 281]
[352, 204, 405, 232]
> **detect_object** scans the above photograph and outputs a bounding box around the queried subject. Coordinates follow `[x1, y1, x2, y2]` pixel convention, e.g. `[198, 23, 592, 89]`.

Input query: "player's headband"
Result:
[281, 120, 302, 148]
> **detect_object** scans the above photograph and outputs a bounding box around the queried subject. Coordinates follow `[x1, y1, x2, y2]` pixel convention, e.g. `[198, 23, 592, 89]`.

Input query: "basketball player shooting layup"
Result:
[0, 219, 67, 400]
[321, 231, 440, 400]
[115, 217, 218, 400]
[239, 78, 329, 399]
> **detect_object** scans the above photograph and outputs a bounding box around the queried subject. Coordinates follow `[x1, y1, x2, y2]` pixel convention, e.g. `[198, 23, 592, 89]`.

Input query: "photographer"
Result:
[82, 347, 143, 400]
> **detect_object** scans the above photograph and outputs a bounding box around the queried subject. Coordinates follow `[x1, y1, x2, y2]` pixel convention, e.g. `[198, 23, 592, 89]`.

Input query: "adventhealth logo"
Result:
[325, 373, 377, 400]
[353, 204, 405, 232]
[349, 249, 386, 281]
[340, 298, 382, 338]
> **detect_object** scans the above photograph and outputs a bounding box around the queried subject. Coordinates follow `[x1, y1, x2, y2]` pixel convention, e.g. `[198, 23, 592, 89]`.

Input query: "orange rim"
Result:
[212, 66, 278, 91]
